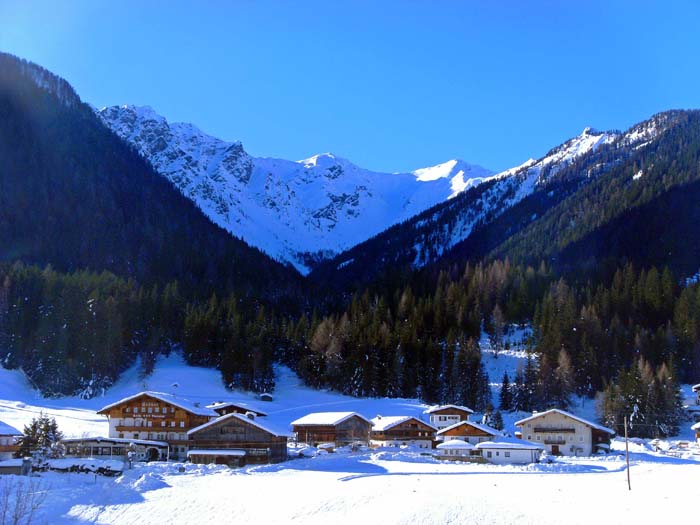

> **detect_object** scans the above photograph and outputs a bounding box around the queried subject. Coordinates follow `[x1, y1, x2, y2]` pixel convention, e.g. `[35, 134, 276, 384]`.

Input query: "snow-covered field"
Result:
[0, 328, 698, 524]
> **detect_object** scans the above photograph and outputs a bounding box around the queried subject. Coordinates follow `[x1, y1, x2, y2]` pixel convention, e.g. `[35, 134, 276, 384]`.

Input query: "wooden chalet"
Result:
[206, 401, 268, 418]
[436, 421, 503, 445]
[423, 405, 474, 430]
[291, 412, 373, 447]
[369, 416, 436, 449]
[187, 413, 290, 466]
[97, 391, 218, 460]
[0, 421, 21, 461]
[692, 421, 700, 442]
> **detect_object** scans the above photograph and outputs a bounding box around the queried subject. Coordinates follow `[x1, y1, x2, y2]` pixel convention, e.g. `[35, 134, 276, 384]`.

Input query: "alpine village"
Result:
[1, 3, 700, 524]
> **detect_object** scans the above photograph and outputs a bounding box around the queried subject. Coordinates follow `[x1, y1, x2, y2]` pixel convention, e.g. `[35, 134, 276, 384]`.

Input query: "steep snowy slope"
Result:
[311, 112, 684, 287]
[97, 105, 494, 273]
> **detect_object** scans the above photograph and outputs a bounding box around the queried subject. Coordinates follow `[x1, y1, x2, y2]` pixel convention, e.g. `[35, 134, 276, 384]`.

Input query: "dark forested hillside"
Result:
[0, 53, 302, 302]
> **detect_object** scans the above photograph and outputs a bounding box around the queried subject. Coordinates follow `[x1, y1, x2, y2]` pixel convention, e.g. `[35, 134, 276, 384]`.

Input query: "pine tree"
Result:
[499, 371, 513, 411]
[491, 410, 504, 431]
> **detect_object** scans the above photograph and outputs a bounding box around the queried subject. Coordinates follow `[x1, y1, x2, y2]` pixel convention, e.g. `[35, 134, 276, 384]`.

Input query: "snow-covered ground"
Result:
[1, 329, 699, 524]
[3, 442, 699, 524]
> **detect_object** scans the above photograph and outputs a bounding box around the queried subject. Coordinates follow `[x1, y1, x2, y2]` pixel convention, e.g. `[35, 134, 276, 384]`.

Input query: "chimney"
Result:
[245, 411, 255, 420]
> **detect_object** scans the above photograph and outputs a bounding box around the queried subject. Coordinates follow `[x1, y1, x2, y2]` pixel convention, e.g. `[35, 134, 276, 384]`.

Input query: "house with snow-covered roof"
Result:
[436, 439, 474, 458]
[423, 405, 474, 429]
[515, 409, 615, 456]
[187, 412, 290, 466]
[291, 412, 373, 447]
[97, 391, 218, 460]
[206, 401, 268, 418]
[691, 421, 700, 443]
[475, 436, 543, 465]
[0, 420, 21, 460]
[436, 420, 503, 445]
[369, 416, 436, 449]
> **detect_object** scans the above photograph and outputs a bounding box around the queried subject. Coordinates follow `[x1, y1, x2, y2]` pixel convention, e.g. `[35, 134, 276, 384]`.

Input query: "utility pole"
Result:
[624, 416, 631, 491]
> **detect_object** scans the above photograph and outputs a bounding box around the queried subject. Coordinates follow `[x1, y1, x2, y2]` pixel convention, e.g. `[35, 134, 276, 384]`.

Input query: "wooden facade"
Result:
[188, 413, 289, 466]
[436, 421, 501, 445]
[0, 421, 21, 460]
[292, 413, 373, 446]
[97, 392, 217, 460]
[207, 402, 268, 418]
[370, 416, 436, 449]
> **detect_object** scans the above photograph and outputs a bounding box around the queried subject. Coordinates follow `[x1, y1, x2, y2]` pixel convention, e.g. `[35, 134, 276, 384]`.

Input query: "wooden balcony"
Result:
[544, 438, 567, 445]
[533, 427, 575, 433]
[0, 445, 19, 453]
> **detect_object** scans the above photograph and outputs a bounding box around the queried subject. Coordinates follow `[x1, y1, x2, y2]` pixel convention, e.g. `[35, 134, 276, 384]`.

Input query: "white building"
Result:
[515, 409, 615, 456]
[436, 439, 474, 458]
[475, 437, 543, 465]
[423, 405, 474, 430]
[369, 416, 436, 449]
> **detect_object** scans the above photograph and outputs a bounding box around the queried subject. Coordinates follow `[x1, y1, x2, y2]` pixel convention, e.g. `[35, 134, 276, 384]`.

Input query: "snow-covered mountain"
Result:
[311, 112, 686, 285]
[96, 105, 494, 273]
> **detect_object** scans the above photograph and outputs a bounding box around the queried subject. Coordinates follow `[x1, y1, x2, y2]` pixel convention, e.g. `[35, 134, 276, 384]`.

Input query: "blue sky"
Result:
[2, 1, 699, 172]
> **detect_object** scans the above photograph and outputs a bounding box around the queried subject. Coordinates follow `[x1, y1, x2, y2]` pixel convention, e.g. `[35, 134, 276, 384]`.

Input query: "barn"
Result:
[291, 412, 373, 447]
[187, 413, 290, 466]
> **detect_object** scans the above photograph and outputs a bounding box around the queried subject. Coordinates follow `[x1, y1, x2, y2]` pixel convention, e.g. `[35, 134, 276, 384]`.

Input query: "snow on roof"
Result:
[436, 420, 502, 437]
[423, 404, 474, 415]
[187, 449, 246, 457]
[60, 436, 168, 447]
[370, 416, 436, 432]
[436, 439, 474, 450]
[692, 384, 700, 392]
[188, 413, 291, 438]
[205, 401, 268, 416]
[514, 409, 615, 435]
[475, 436, 543, 450]
[291, 412, 372, 427]
[97, 391, 218, 417]
[0, 420, 21, 436]
[691, 422, 700, 431]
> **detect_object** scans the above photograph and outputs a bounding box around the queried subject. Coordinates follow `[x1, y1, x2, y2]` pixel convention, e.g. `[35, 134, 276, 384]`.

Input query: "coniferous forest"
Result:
[1, 52, 700, 438]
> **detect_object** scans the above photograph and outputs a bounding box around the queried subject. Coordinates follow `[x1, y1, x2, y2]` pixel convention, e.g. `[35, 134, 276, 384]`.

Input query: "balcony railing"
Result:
[544, 438, 567, 445]
[533, 427, 576, 433]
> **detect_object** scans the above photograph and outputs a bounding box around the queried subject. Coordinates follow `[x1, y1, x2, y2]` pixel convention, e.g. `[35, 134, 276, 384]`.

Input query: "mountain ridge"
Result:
[96, 104, 495, 273]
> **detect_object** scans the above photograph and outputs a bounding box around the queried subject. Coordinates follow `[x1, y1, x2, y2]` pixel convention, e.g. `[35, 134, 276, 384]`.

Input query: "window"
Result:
[161, 421, 166, 427]
[118, 433, 124, 439]
[147, 421, 152, 427]
[148, 407, 153, 414]
[487, 451, 492, 458]
[134, 407, 139, 414]
[505, 451, 510, 457]
[134, 433, 139, 439]
[171, 422, 176, 427]
[496, 452, 500, 456]
[170, 407, 175, 414]
[536, 436, 541, 440]
[180, 421, 185, 428]
[579, 436, 583, 441]
[125, 407, 130, 413]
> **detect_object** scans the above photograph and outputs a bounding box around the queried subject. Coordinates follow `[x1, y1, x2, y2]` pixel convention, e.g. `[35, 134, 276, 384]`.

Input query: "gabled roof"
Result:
[423, 404, 474, 415]
[188, 413, 291, 438]
[514, 409, 615, 435]
[291, 412, 372, 427]
[96, 391, 218, 417]
[475, 436, 543, 450]
[0, 420, 21, 436]
[370, 416, 437, 432]
[436, 439, 474, 450]
[205, 401, 268, 417]
[436, 420, 503, 437]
